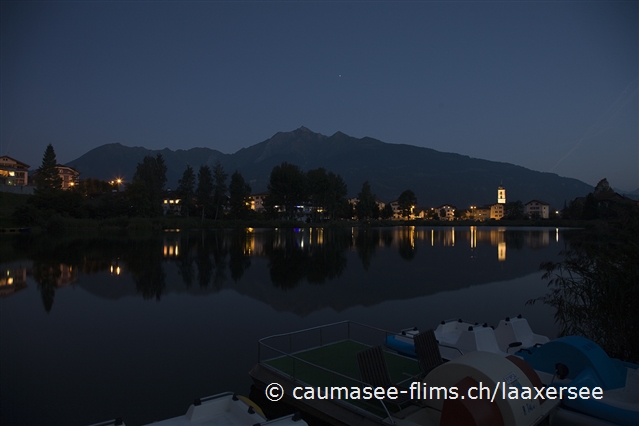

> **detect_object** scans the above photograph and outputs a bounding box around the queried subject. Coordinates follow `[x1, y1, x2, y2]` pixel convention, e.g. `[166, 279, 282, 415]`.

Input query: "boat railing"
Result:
[257, 320, 406, 424]
[258, 320, 396, 361]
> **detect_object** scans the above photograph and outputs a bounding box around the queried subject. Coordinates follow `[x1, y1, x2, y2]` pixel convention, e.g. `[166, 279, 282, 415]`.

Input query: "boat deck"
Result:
[264, 339, 421, 388]
[253, 322, 426, 425]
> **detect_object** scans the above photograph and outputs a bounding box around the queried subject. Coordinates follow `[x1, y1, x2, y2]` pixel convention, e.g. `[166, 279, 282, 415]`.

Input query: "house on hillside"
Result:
[0, 156, 29, 186]
[348, 197, 386, 219]
[413, 208, 427, 219]
[437, 205, 456, 221]
[162, 192, 182, 215]
[249, 192, 269, 212]
[30, 164, 80, 190]
[470, 206, 491, 221]
[57, 165, 80, 190]
[388, 200, 419, 219]
[525, 200, 550, 219]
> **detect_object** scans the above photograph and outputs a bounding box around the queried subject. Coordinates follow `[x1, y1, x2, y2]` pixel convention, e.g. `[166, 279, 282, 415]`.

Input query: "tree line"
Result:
[14, 144, 420, 225]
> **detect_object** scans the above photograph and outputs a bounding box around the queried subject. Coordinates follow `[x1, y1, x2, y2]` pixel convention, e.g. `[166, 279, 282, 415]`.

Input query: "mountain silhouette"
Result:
[66, 127, 592, 208]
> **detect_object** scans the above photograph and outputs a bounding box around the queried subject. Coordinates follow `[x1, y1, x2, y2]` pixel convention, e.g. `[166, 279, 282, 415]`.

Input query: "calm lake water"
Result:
[1, 226, 569, 425]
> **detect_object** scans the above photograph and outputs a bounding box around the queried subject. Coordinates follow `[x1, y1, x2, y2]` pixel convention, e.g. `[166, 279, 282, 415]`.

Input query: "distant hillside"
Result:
[614, 187, 639, 200]
[67, 127, 593, 208]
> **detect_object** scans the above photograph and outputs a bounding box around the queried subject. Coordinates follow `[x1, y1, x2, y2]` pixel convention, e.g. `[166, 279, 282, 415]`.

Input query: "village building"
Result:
[57, 165, 80, 190]
[437, 204, 456, 221]
[525, 200, 550, 219]
[249, 192, 269, 212]
[0, 156, 29, 186]
[162, 193, 182, 215]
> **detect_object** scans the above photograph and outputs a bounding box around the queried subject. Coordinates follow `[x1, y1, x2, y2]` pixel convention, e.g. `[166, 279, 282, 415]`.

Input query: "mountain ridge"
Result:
[66, 127, 593, 208]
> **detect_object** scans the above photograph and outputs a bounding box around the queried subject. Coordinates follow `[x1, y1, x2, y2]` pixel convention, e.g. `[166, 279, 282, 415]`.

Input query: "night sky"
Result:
[2, 1, 637, 191]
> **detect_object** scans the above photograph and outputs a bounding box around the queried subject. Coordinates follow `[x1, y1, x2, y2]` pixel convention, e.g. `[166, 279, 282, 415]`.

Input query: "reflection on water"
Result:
[1, 226, 569, 426]
[3, 227, 565, 313]
[0, 265, 28, 297]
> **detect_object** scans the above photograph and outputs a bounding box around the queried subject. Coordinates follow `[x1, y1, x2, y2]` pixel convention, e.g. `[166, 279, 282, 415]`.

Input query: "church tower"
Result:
[497, 185, 506, 204]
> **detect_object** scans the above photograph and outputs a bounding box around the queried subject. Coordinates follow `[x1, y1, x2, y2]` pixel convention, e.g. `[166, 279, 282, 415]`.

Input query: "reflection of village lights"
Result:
[163, 244, 179, 257]
[431, 229, 434, 246]
[410, 226, 415, 249]
[452, 227, 455, 246]
[498, 242, 506, 261]
[556, 228, 559, 243]
[470, 226, 477, 248]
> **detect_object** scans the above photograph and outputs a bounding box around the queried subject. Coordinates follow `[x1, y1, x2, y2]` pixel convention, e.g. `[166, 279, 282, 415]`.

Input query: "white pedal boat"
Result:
[89, 392, 307, 426]
[386, 315, 549, 361]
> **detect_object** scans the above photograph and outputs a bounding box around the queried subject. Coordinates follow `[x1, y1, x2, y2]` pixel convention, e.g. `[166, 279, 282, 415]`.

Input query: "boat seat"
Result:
[356, 345, 413, 411]
[414, 329, 445, 376]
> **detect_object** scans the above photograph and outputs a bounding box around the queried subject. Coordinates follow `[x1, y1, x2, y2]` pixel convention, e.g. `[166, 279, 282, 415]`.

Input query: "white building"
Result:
[437, 205, 456, 221]
[0, 156, 29, 186]
[525, 200, 550, 219]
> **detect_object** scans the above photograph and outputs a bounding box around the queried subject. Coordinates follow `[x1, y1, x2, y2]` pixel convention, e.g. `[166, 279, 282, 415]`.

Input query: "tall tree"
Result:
[76, 178, 112, 197]
[196, 165, 214, 219]
[504, 201, 525, 220]
[228, 170, 252, 219]
[35, 144, 62, 192]
[534, 216, 639, 362]
[212, 162, 228, 220]
[381, 203, 394, 220]
[177, 165, 196, 218]
[326, 172, 348, 220]
[355, 181, 377, 220]
[397, 189, 417, 218]
[126, 154, 167, 217]
[265, 162, 307, 219]
[307, 168, 348, 221]
[307, 168, 330, 215]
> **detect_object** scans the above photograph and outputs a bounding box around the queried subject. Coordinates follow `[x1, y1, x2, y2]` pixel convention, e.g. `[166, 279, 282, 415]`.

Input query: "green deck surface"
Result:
[264, 340, 421, 387]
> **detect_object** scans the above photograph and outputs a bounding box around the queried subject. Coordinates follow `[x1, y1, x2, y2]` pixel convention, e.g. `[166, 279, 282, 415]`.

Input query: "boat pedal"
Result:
[248, 406, 255, 414]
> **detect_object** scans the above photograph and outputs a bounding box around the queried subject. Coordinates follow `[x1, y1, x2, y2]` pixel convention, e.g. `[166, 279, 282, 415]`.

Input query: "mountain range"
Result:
[66, 126, 594, 208]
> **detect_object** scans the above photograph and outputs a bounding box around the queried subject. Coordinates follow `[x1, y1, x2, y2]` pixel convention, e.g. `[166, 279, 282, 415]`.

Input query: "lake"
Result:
[0, 226, 569, 425]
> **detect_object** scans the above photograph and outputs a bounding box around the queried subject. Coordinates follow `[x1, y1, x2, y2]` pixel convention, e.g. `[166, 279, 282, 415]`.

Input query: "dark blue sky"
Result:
[2, 1, 637, 191]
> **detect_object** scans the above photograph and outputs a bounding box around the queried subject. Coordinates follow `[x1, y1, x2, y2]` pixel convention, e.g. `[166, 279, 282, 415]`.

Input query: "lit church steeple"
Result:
[498, 185, 506, 204]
